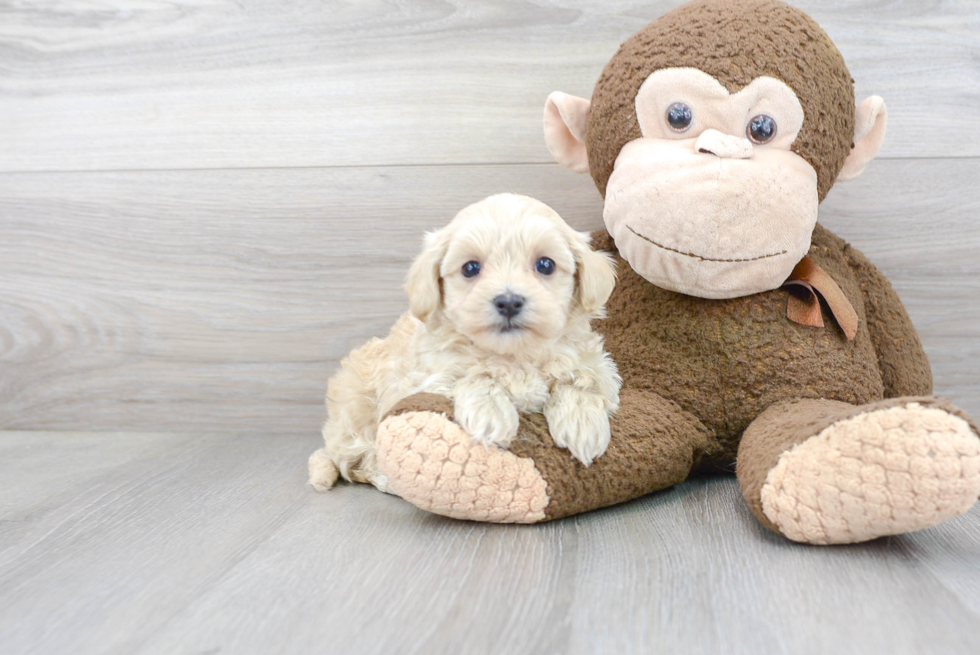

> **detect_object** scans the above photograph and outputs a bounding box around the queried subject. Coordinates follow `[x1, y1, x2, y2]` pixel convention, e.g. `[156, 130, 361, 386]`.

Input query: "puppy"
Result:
[308, 193, 621, 493]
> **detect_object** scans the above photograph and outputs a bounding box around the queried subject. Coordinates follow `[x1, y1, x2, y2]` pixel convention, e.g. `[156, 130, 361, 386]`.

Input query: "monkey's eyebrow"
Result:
[626, 225, 787, 263]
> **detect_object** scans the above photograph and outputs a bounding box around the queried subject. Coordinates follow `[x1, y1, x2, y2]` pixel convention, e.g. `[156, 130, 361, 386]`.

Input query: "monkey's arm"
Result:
[374, 390, 714, 523]
[843, 243, 933, 397]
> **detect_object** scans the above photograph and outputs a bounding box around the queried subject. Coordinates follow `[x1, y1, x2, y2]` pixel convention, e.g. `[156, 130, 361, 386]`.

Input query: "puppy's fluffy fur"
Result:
[309, 194, 621, 493]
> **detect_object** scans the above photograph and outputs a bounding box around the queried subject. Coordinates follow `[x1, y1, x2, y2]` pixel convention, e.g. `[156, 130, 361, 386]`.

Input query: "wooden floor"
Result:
[2, 1, 980, 653]
[1, 430, 979, 655]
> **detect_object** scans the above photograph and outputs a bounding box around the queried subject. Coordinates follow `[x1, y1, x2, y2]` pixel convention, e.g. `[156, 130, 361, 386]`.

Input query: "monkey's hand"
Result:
[453, 376, 520, 449]
[544, 384, 612, 466]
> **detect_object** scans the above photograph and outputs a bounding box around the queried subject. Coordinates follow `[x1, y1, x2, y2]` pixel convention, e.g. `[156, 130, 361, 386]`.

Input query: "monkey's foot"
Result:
[760, 401, 980, 544]
[376, 399, 549, 523]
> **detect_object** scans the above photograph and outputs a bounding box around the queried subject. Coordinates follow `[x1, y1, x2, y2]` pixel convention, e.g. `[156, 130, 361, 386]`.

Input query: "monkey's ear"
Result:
[837, 96, 887, 183]
[405, 228, 449, 323]
[544, 92, 591, 174]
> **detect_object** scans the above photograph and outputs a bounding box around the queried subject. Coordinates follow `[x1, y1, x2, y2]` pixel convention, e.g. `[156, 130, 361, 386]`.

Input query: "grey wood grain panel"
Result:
[0, 0, 977, 173]
[1, 158, 977, 432]
[0, 431, 978, 655]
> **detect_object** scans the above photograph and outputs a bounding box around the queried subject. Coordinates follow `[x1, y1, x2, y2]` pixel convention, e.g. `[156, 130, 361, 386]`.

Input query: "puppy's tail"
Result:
[308, 448, 340, 492]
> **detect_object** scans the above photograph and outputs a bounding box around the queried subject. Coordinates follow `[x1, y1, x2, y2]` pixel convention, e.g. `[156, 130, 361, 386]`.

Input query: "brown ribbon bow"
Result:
[781, 256, 859, 341]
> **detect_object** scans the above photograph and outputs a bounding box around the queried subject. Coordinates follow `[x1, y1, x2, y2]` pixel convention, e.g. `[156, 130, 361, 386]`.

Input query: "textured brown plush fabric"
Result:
[507, 389, 715, 520]
[843, 244, 934, 397]
[593, 224, 895, 461]
[587, 0, 854, 202]
[385, 392, 456, 423]
[736, 396, 980, 533]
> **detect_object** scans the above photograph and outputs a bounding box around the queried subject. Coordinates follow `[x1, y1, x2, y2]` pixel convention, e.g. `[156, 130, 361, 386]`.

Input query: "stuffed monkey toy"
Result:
[370, 0, 980, 544]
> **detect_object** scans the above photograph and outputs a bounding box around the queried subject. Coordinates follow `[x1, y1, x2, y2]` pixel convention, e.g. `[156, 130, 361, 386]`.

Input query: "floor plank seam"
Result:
[0, 154, 976, 177]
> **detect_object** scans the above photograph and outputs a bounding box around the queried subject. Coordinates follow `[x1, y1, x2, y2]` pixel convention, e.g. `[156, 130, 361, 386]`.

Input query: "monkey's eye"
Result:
[461, 261, 481, 278]
[534, 257, 556, 275]
[666, 102, 693, 132]
[747, 115, 777, 144]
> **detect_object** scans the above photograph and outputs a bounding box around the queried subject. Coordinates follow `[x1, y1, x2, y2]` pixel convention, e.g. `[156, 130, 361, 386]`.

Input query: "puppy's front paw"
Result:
[545, 392, 611, 466]
[454, 390, 520, 449]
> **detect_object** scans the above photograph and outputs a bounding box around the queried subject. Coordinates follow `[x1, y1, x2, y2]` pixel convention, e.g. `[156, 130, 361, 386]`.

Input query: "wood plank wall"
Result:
[1, 1, 978, 432]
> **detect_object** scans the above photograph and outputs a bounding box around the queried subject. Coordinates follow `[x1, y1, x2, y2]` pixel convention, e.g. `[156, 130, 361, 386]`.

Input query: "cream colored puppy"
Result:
[309, 193, 620, 493]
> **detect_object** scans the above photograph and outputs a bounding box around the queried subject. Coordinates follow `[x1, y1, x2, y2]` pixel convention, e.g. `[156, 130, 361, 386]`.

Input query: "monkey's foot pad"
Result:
[761, 403, 980, 544]
[376, 411, 549, 523]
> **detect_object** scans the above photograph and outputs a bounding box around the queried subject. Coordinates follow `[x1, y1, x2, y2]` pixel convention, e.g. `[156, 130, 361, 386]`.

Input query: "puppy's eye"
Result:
[534, 257, 556, 276]
[461, 261, 481, 278]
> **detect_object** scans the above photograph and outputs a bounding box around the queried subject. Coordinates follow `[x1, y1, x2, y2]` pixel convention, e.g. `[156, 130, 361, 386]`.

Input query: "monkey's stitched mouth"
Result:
[626, 225, 787, 263]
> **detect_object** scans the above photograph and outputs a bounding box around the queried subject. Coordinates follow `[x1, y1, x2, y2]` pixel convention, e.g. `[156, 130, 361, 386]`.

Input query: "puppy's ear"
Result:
[567, 229, 616, 313]
[405, 227, 449, 322]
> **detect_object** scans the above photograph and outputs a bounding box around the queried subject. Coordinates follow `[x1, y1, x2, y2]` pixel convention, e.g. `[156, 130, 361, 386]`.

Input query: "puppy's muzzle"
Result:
[493, 293, 525, 319]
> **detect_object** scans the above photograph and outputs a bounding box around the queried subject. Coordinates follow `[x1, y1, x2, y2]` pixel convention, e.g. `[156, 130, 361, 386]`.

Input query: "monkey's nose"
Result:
[695, 129, 753, 159]
[493, 293, 525, 318]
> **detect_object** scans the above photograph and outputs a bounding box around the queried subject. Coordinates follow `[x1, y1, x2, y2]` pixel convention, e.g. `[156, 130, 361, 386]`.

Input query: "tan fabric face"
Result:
[635, 69, 805, 147]
[603, 137, 818, 298]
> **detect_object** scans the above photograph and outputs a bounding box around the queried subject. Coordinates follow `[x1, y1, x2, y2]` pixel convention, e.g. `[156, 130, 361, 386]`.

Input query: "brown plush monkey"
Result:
[369, 0, 980, 544]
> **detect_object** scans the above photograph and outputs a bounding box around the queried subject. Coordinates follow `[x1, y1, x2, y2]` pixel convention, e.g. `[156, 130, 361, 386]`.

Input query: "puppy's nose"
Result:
[493, 293, 525, 318]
